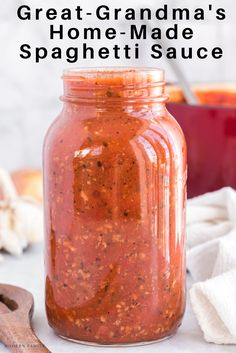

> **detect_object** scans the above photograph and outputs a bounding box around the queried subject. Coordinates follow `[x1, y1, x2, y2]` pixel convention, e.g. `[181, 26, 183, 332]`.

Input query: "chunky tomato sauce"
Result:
[44, 68, 187, 345]
[167, 83, 236, 107]
[195, 89, 236, 106]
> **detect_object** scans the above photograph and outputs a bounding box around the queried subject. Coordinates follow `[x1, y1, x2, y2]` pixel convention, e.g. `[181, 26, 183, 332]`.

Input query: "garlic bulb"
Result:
[0, 169, 43, 257]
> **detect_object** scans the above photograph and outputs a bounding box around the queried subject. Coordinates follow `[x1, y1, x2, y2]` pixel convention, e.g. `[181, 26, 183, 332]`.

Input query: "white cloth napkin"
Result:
[187, 187, 236, 345]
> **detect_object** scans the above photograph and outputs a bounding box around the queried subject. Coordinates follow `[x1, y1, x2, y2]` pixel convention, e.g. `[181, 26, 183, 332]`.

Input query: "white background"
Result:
[0, 0, 235, 170]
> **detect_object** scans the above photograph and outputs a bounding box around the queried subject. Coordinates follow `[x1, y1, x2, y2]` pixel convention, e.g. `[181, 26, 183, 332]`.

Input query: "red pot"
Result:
[167, 103, 236, 198]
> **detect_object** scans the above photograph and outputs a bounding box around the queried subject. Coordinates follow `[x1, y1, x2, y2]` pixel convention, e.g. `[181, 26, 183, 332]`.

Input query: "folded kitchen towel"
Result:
[187, 187, 236, 344]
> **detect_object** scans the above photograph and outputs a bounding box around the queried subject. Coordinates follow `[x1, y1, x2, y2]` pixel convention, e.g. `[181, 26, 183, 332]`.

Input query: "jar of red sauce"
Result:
[43, 68, 187, 346]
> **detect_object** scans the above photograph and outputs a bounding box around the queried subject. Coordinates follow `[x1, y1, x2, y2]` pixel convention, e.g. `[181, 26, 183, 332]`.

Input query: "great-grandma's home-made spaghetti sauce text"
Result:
[43, 68, 187, 345]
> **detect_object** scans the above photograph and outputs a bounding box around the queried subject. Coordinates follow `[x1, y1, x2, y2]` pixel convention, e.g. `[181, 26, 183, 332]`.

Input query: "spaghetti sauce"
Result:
[43, 68, 187, 345]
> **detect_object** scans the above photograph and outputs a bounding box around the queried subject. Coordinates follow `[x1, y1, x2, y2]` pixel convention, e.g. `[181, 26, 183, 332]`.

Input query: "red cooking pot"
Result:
[167, 102, 236, 198]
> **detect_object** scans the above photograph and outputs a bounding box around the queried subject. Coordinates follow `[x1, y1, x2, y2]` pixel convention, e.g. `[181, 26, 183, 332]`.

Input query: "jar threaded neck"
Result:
[62, 67, 167, 104]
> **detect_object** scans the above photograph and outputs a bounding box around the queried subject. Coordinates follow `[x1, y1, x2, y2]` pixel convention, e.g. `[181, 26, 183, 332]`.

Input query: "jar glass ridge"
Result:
[43, 67, 187, 346]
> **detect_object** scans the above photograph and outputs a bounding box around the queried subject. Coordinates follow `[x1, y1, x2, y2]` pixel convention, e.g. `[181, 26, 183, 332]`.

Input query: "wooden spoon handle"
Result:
[0, 324, 51, 353]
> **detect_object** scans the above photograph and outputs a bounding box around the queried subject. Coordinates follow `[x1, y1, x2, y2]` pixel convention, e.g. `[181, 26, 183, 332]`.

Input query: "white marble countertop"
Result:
[0, 244, 234, 353]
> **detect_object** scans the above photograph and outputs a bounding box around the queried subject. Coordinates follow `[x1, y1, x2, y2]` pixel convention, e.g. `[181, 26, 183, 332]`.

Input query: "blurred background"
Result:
[0, 0, 235, 170]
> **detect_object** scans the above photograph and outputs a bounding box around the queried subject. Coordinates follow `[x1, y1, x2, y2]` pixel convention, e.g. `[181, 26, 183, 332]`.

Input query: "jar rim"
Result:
[63, 67, 165, 85]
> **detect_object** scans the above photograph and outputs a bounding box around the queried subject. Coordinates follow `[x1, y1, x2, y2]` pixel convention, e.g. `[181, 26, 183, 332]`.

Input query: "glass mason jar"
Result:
[43, 68, 187, 346]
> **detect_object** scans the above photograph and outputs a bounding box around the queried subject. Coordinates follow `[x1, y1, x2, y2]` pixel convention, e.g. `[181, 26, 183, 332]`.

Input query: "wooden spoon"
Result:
[0, 284, 51, 353]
